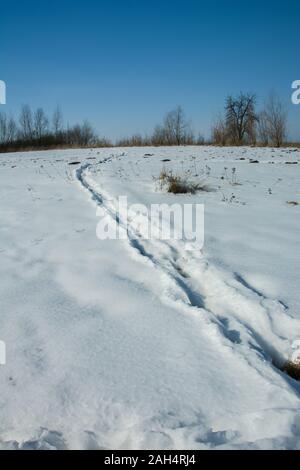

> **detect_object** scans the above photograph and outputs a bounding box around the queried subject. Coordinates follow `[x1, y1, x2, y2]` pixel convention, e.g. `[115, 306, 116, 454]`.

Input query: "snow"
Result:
[0, 146, 300, 450]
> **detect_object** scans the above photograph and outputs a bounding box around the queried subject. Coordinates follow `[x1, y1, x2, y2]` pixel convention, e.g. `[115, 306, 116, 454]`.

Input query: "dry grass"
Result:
[283, 361, 300, 381]
[157, 170, 209, 195]
[158, 169, 169, 181]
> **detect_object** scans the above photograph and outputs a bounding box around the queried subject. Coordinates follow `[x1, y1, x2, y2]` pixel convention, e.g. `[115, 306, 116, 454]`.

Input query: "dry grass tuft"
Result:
[157, 169, 209, 195]
[283, 361, 300, 381]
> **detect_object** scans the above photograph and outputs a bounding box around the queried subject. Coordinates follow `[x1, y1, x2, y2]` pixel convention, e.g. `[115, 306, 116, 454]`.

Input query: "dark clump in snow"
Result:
[283, 362, 300, 381]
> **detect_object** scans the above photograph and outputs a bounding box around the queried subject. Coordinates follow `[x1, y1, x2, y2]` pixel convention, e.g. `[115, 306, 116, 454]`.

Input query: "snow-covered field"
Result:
[0, 146, 300, 450]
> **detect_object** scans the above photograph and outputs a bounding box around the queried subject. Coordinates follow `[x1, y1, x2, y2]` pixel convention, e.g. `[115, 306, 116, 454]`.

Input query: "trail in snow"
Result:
[1, 146, 300, 450]
[76, 158, 300, 382]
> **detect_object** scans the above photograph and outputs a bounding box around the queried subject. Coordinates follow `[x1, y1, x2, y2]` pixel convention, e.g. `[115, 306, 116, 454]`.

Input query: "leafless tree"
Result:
[261, 93, 287, 147]
[7, 117, 17, 143]
[258, 110, 270, 146]
[52, 106, 63, 136]
[116, 107, 197, 147]
[151, 125, 167, 146]
[19, 105, 34, 141]
[66, 121, 97, 146]
[225, 93, 257, 145]
[0, 113, 7, 143]
[163, 106, 191, 145]
[0, 113, 18, 145]
[211, 117, 227, 145]
[81, 120, 96, 146]
[34, 108, 49, 141]
[150, 106, 194, 146]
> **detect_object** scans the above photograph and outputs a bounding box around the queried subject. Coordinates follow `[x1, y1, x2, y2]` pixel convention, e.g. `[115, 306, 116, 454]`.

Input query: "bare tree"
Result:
[225, 93, 257, 145]
[7, 117, 17, 143]
[0, 113, 18, 145]
[211, 117, 227, 146]
[34, 108, 49, 141]
[246, 111, 257, 146]
[66, 121, 97, 146]
[258, 110, 270, 146]
[0, 112, 7, 144]
[163, 106, 190, 145]
[81, 120, 96, 146]
[52, 106, 63, 136]
[261, 93, 287, 147]
[115, 107, 196, 147]
[150, 125, 165, 146]
[19, 105, 34, 141]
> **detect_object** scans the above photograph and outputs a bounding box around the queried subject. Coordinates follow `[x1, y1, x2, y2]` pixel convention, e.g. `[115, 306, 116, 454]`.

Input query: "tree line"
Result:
[0, 105, 111, 151]
[0, 92, 292, 152]
[118, 93, 289, 147]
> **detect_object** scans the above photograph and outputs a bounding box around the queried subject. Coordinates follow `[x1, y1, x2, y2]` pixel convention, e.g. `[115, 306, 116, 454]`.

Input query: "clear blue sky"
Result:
[1, 0, 299, 140]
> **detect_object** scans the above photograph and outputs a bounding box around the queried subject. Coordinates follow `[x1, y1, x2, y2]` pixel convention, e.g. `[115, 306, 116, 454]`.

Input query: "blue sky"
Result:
[1, 0, 299, 140]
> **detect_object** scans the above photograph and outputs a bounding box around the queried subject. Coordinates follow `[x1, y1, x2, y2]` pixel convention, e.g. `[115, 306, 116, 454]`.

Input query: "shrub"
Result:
[157, 169, 209, 194]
